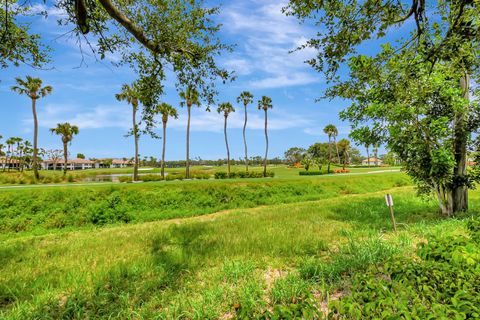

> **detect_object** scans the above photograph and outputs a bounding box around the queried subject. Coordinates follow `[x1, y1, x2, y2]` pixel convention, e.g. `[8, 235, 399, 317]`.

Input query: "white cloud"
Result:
[24, 103, 131, 129]
[168, 107, 313, 133]
[220, 0, 319, 89]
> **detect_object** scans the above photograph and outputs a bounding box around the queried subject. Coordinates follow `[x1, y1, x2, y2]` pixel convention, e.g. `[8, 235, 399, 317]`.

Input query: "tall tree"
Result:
[11, 76, 52, 180]
[286, 1, 480, 215]
[116, 84, 141, 181]
[50, 123, 79, 176]
[217, 102, 235, 177]
[337, 139, 351, 170]
[155, 103, 178, 178]
[4, 137, 15, 171]
[237, 91, 254, 172]
[323, 124, 338, 173]
[180, 86, 200, 179]
[258, 96, 273, 177]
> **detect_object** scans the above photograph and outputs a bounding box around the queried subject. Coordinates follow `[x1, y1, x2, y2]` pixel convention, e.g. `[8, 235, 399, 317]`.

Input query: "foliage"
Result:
[0, 173, 410, 234]
[329, 217, 480, 319]
[284, 147, 306, 165]
[334, 169, 350, 174]
[214, 171, 274, 179]
[0, 1, 49, 69]
[299, 171, 323, 176]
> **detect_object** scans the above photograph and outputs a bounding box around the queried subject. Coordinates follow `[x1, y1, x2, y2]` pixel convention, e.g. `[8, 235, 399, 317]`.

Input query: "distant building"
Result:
[95, 159, 133, 169]
[41, 158, 95, 171]
[41, 158, 132, 170]
[0, 157, 20, 169]
[362, 157, 383, 166]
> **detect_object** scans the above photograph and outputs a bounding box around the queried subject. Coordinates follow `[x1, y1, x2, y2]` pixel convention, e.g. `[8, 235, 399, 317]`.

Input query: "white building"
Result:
[362, 157, 383, 166]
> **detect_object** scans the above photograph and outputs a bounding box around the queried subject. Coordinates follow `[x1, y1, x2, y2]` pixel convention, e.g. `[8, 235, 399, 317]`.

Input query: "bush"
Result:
[299, 171, 323, 176]
[334, 169, 350, 174]
[214, 171, 274, 179]
[328, 218, 480, 319]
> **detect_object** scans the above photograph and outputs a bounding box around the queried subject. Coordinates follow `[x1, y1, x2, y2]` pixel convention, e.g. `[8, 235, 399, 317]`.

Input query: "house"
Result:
[362, 157, 383, 166]
[95, 158, 133, 169]
[41, 158, 95, 171]
[0, 157, 20, 170]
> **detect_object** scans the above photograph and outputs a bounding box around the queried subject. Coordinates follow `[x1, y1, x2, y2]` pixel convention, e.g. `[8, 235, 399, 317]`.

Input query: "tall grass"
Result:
[0, 173, 411, 235]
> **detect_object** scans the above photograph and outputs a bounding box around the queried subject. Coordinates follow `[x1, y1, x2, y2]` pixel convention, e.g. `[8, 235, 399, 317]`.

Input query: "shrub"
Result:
[214, 171, 275, 179]
[328, 219, 480, 319]
[118, 176, 132, 183]
[334, 169, 350, 174]
[299, 171, 323, 176]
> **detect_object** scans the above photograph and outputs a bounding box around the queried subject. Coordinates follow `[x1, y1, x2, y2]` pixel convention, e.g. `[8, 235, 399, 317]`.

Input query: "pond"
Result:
[83, 172, 167, 182]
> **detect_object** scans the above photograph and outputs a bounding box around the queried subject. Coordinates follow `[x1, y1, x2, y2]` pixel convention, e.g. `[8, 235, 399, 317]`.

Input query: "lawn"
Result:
[0, 164, 401, 185]
[1, 172, 477, 319]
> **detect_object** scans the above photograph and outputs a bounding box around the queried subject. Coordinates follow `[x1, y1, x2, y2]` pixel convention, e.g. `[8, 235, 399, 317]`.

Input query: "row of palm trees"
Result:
[118, 83, 274, 181]
[7, 75, 274, 181]
[0, 136, 32, 171]
[8, 76, 81, 178]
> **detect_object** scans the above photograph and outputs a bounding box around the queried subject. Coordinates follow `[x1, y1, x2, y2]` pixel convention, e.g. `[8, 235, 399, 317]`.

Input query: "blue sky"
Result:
[0, 0, 363, 161]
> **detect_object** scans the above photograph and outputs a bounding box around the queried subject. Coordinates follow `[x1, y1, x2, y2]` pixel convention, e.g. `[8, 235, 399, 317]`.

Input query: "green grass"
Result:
[0, 173, 410, 237]
[1, 172, 475, 318]
[0, 164, 401, 185]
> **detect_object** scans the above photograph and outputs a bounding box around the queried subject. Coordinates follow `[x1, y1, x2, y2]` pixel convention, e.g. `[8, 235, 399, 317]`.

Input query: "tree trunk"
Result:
[161, 120, 167, 179]
[263, 109, 268, 177]
[334, 136, 340, 164]
[63, 142, 68, 176]
[133, 106, 139, 181]
[434, 183, 454, 217]
[374, 147, 378, 166]
[32, 98, 39, 181]
[451, 73, 470, 213]
[327, 136, 332, 173]
[186, 105, 191, 179]
[366, 146, 370, 167]
[224, 115, 231, 177]
[243, 103, 249, 172]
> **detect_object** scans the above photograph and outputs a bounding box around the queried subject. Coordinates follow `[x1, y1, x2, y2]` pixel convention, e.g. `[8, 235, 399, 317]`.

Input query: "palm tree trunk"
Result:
[32, 98, 39, 181]
[63, 142, 68, 176]
[243, 103, 248, 172]
[224, 115, 231, 177]
[374, 147, 378, 166]
[2, 146, 6, 172]
[186, 105, 191, 179]
[161, 120, 167, 178]
[334, 136, 340, 164]
[263, 109, 268, 177]
[327, 136, 332, 173]
[133, 106, 139, 181]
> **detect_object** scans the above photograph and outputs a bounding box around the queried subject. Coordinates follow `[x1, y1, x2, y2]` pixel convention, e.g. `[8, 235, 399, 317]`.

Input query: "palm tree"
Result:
[179, 86, 200, 179]
[338, 139, 351, 170]
[258, 96, 273, 177]
[217, 102, 235, 177]
[324, 124, 338, 173]
[237, 91, 254, 172]
[11, 76, 52, 180]
[13, 137, 23, 171]
[50, 123, 79, 176]
[365, 143, 371, 167]
[155, 103, 178, 178]
[4, 137, 16, 171]
[116, 84, 141, 181]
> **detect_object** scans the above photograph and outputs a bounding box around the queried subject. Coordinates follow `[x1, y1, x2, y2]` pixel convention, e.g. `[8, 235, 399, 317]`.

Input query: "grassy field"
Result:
[1, 171, 477, 319]
[0, 164, 400, 185]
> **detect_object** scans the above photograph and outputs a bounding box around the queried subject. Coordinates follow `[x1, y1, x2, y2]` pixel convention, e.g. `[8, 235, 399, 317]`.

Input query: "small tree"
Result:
[155, 103, 178, 178]
[284, 147, 306, 165]
[50, 123, 79, 176]
[11, 76, 52, 180]
[116, 84, 141, 181]
[217, 102, 235, 177]
[180, 86, 200, 179]
[237, 91, 254, 172]
[258, 96, 273, 177]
